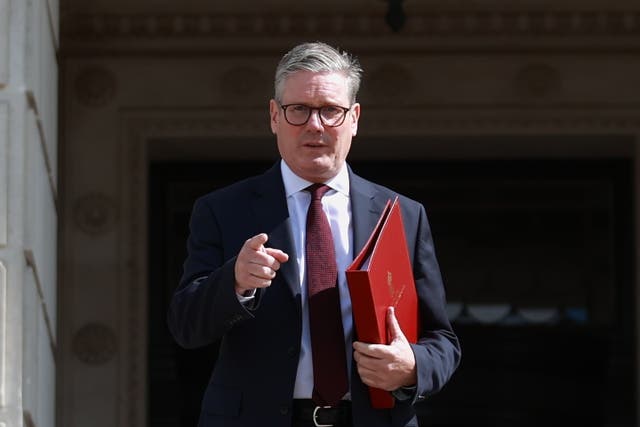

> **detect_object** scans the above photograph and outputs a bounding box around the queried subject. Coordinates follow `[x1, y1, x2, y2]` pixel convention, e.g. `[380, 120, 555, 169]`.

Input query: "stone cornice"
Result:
[119, 108, 640, 140]
[60, 10, 640, 53]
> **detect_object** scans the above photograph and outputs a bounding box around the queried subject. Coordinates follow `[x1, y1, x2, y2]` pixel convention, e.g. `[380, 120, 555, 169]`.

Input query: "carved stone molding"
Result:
[515, 63, 562, 98]
[123, 111, 268, 139]
[124, 109, 640, 141]
[0, 0, 8, 88]
[73, 193, 117, 235]
[72, 322, 117, 365]
[122, 123, 145, 427]
[62, 13, 384, 39]
[367, 63, 415, 104]
[74, 66, 117, 108]
[61, 11, 640, 41]
[0, 102, 7, 246]
[0, 262, 5, 407]
[360, 111, 640, 134]
[219, 66, 270, 103]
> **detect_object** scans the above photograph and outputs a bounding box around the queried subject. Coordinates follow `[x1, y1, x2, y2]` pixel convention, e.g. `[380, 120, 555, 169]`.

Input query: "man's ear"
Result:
[269, 99, 279, 134]
[350, 102, 361, 137]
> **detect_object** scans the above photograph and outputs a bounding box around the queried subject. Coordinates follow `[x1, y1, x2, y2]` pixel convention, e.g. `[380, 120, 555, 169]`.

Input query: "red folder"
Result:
[346, 197, 419, 409]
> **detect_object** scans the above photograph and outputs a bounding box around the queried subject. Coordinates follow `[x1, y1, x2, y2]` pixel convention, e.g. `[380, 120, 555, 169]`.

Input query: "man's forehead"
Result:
[281, 71, 350, 97]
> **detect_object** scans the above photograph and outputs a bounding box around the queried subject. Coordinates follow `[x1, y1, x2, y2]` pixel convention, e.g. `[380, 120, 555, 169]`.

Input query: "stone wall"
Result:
[59, 2, 640, 426]
[0, 0, 58, 426]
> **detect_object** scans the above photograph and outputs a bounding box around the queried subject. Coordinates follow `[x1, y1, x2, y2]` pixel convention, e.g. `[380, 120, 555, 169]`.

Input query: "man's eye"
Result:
[323, 106, 340, 115]
[291, 105, 308, 113]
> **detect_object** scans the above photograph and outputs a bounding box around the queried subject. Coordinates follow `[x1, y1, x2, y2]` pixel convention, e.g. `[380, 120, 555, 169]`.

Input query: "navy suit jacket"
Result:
[168, 162, 461, 427]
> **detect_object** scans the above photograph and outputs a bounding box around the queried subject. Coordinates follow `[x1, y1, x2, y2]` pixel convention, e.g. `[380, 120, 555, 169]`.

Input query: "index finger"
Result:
[264, 247, 289, 264]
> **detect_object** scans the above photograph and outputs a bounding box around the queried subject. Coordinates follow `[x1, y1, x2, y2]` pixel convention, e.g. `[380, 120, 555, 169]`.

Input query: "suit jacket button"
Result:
[279, 405, 289, 415]
[287, 346, 296, 357]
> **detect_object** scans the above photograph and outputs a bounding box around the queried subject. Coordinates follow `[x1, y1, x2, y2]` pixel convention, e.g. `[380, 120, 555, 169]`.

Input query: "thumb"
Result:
[386, 306, 406, 343]
[247, 233, 269, 251]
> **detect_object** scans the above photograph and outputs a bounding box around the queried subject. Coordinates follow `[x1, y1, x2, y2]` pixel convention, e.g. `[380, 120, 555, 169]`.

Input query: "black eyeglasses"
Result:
[279, 103, 351, 127]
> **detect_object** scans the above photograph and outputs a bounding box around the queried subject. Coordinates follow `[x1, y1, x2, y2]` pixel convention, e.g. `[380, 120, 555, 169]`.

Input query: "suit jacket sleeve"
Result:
[167, 195, 256, 349]
[408, 202, 461, 401]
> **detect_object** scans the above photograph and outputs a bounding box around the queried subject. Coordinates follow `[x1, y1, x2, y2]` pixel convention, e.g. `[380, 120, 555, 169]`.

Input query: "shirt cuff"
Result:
[236, 288, 256, 304]
[391, 385, 417, 402]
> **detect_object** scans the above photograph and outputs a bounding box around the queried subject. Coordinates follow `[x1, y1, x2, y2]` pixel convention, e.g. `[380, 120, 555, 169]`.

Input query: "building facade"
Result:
[0, 0, 639, 426]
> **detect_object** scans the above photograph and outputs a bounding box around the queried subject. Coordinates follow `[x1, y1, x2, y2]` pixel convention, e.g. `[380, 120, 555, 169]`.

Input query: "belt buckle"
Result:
[312, 405, 333, 427]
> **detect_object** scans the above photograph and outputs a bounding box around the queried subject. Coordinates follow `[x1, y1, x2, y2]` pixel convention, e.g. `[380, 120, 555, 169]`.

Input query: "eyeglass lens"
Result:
[283, 105, 348, 127]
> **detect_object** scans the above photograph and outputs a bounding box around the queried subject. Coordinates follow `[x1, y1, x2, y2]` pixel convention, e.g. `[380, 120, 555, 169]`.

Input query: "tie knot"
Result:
[306, 183, 331, 200]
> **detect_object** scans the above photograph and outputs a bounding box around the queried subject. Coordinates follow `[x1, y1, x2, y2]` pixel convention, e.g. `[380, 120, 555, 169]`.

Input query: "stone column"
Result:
[637, 139, 640, 426]
[0, 0, 58, 426]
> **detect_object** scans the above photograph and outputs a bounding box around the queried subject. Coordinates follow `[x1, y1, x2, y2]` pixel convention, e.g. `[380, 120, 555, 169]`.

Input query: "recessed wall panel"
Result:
[0, 0, 8, 87]
[46, 0, 59, 48]
[25, 109, 57, 339]
[0, 103, 7, 247]
[37, 306, 55, 427]
[26, 0, 58, 187]
[22, 264, 39, 420]
[0, 262, 6, 407]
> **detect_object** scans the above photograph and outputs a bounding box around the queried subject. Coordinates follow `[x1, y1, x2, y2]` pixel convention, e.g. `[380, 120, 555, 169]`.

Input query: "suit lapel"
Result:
[349, 170, 387, 256]
[249, 165, 387, 299]
[250, 163, 300, 298]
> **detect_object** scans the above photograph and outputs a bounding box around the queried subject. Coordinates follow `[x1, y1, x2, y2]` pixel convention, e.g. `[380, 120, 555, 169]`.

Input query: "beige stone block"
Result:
[36, 305, 55, 427]
[0, 261, 5, 408]
[25, 109, 57, 339]
[0, 102, 6, 247]
[22, 266, 39, 416]
[22, 265, 55, 427]
[72, 361, 119, 427]
[0, 0, 8, 88]
[26, 0, 58, 186]
[46, 0, 59, 48]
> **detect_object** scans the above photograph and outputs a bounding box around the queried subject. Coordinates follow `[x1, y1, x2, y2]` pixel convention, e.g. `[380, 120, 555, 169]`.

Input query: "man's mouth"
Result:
[303, 142, 325, 148]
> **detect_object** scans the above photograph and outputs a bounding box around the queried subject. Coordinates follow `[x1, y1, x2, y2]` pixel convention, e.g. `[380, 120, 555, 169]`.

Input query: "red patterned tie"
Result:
[305, 184, 349, 406]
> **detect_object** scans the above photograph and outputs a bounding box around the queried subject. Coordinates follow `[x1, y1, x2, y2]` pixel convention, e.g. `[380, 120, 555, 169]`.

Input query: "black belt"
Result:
[292, 399, 352, 427]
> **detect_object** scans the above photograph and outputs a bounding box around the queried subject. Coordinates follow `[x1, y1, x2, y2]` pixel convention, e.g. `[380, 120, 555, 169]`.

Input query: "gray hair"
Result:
[274, 42, 363, 104]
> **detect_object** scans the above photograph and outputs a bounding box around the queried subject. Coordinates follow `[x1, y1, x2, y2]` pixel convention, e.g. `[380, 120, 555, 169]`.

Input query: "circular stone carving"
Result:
[75, 66, 117, 107]
[366, 63, 415, 104]
[72, 322, 117, 365]
[515, 63, 562, 98]
[220, 66, 270, 102]
[73, 193, 117, 235]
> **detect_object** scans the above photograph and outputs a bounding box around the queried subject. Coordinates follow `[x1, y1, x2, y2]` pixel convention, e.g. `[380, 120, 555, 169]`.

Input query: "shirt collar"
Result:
[280, 160, 350, 197]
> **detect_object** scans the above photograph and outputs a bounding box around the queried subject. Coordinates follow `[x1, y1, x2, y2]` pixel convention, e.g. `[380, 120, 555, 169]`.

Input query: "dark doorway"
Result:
[148, 158, 635, 426]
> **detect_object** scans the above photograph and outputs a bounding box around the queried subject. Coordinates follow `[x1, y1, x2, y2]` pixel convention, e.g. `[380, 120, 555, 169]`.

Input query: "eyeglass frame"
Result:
[278, 103, 352, 127]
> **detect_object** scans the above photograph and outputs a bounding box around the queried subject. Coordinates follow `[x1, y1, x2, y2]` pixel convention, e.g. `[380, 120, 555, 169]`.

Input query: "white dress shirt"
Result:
[280, 160, 354, 400]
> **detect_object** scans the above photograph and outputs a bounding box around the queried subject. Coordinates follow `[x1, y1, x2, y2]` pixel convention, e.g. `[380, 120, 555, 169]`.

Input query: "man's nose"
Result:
[306, 109, 324, 129]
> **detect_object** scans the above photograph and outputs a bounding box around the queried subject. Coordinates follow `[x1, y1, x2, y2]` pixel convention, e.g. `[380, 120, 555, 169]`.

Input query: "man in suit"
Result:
[168, 41, 461, 427]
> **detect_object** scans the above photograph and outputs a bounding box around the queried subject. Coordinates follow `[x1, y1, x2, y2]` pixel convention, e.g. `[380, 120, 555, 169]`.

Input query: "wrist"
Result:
[234, 281, 250, 295]
[236, 287, 256, 298]
[391, 384, 417, 402]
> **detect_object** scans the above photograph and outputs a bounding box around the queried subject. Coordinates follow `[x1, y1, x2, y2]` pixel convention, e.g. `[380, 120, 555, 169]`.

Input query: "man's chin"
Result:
[300, 162, 337, 182]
